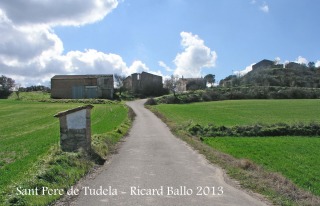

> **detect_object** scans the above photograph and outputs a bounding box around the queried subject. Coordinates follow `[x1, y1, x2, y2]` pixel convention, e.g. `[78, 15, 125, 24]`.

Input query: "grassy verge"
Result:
[147, 100, 320, 206]
[0, 99, 132, 205]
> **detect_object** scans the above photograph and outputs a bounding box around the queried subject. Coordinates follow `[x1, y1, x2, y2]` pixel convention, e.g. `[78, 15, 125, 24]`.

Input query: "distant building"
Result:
[123, 72, 163, 96]
[177, 77, 207, 92]
[51, 75, 114, 99]
[252, 59, 274, 70]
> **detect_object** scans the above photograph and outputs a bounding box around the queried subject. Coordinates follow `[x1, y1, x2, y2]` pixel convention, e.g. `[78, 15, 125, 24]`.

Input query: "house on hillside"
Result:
[51, 75, 114, 99]
[123, 72, 163, 96]
[252, 59, 274, 70]
[252, 59, 284, 70]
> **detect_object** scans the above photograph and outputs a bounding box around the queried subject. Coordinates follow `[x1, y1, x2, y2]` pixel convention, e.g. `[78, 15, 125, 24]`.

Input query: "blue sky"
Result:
[0, 0, 319, 86]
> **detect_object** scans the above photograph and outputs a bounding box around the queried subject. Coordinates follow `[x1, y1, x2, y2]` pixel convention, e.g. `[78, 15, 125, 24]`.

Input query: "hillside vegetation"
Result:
[151, 60, 320, 105]
[220, 59, 320, 88]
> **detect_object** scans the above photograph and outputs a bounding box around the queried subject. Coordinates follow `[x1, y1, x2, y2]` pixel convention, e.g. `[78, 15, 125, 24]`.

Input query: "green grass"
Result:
[154, 99, 320, 126]
[0, 99, 128, 205]
[204, 137, 320, 196]
[151, 99, 320, 200]
[8, 91, 51, 101]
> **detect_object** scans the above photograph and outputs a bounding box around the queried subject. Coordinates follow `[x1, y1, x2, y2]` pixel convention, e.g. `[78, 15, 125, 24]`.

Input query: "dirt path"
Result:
[71, 99, 269, 206]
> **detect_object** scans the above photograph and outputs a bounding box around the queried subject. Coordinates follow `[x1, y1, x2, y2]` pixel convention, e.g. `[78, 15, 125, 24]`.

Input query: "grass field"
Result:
[0, 99, 128, 204]
[204, 137, 320, 196]
[152, 99, 320, 198]
[154, 99, 320, 126]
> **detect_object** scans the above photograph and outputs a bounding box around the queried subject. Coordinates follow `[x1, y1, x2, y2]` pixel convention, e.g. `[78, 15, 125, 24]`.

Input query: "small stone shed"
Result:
[54, 105, 93, 152]
[51, 75, 114, 99]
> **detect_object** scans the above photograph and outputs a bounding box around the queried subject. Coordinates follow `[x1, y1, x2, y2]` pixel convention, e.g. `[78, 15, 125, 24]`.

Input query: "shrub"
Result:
[201, 93, 212, 101]
[145, 98, 157, 105]
[153, 87, 320, 105]
[189, 122, 320, 138]
[188, 124, 204, 135]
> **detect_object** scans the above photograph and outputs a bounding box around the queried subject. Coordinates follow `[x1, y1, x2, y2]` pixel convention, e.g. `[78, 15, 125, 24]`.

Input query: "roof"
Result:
[52, 74, 113, 80]
[141, 71, 162, 78]
[54, 105, 94, 118]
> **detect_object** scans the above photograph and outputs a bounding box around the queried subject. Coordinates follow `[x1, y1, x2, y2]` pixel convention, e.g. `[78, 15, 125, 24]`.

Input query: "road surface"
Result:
[71, 99, 268, 206]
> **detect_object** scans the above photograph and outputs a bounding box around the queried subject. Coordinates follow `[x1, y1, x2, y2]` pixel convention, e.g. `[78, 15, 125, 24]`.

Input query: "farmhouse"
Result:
[51, 75, 114, 99]
[123, 72, 163, 96]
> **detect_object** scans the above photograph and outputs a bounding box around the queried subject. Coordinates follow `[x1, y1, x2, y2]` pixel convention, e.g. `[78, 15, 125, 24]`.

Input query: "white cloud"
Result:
[0, 0, 118, 26]
[173, 31, 217, 78]
[295, 56, 308, 65]
[158, 61, 173, 72]
[127, 60, 149, 75]
[0, 49, 128, 85]
[274, 57, 281, 65]
[0, 1, 162, 86]
[0, 10, 63, 65]
[315, 61, 320, 68]
[260, 2, 269, 13]
[234, 64, 254, 76]
[252, 1, 269, 13]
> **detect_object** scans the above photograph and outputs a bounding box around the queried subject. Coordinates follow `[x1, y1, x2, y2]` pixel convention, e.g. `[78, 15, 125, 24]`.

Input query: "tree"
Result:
[204, 74, 215, 87]
[0, 75, 15, 99]
[114, 74, 126, 95]
[164, 75, 180, 97]
[308, 62, 315, 69]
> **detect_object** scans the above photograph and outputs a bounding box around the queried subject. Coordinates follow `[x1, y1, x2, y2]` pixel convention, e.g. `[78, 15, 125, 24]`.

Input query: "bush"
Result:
[187, 122, 320, 138]
[201, 93, 212, 101]
[153, 87, 320, 105]
[145, 98, 157, 105]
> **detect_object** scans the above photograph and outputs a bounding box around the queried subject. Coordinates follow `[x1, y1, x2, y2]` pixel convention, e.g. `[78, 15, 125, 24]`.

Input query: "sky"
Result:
[0, 0, 319, 87]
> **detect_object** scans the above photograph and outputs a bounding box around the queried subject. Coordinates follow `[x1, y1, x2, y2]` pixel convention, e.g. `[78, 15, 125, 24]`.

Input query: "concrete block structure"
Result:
[51, 75, 114, 99]
[54, 105, 93, 152]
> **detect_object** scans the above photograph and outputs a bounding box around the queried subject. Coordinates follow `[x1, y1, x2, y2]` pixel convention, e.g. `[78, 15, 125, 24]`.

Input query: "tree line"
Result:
[0, 75, 50, 99]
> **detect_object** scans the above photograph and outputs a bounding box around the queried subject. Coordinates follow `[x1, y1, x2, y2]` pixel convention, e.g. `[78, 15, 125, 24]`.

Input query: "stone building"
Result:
[252, 59, 274, 70]
[123, 72, 163, 96]
[250, 59, 283, 70]
[51, 75, 114, 99]
[177, 77, 207, 92]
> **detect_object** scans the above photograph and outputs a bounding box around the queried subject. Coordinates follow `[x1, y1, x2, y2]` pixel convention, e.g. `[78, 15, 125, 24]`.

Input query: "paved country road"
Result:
[71, 99, 269, 206]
